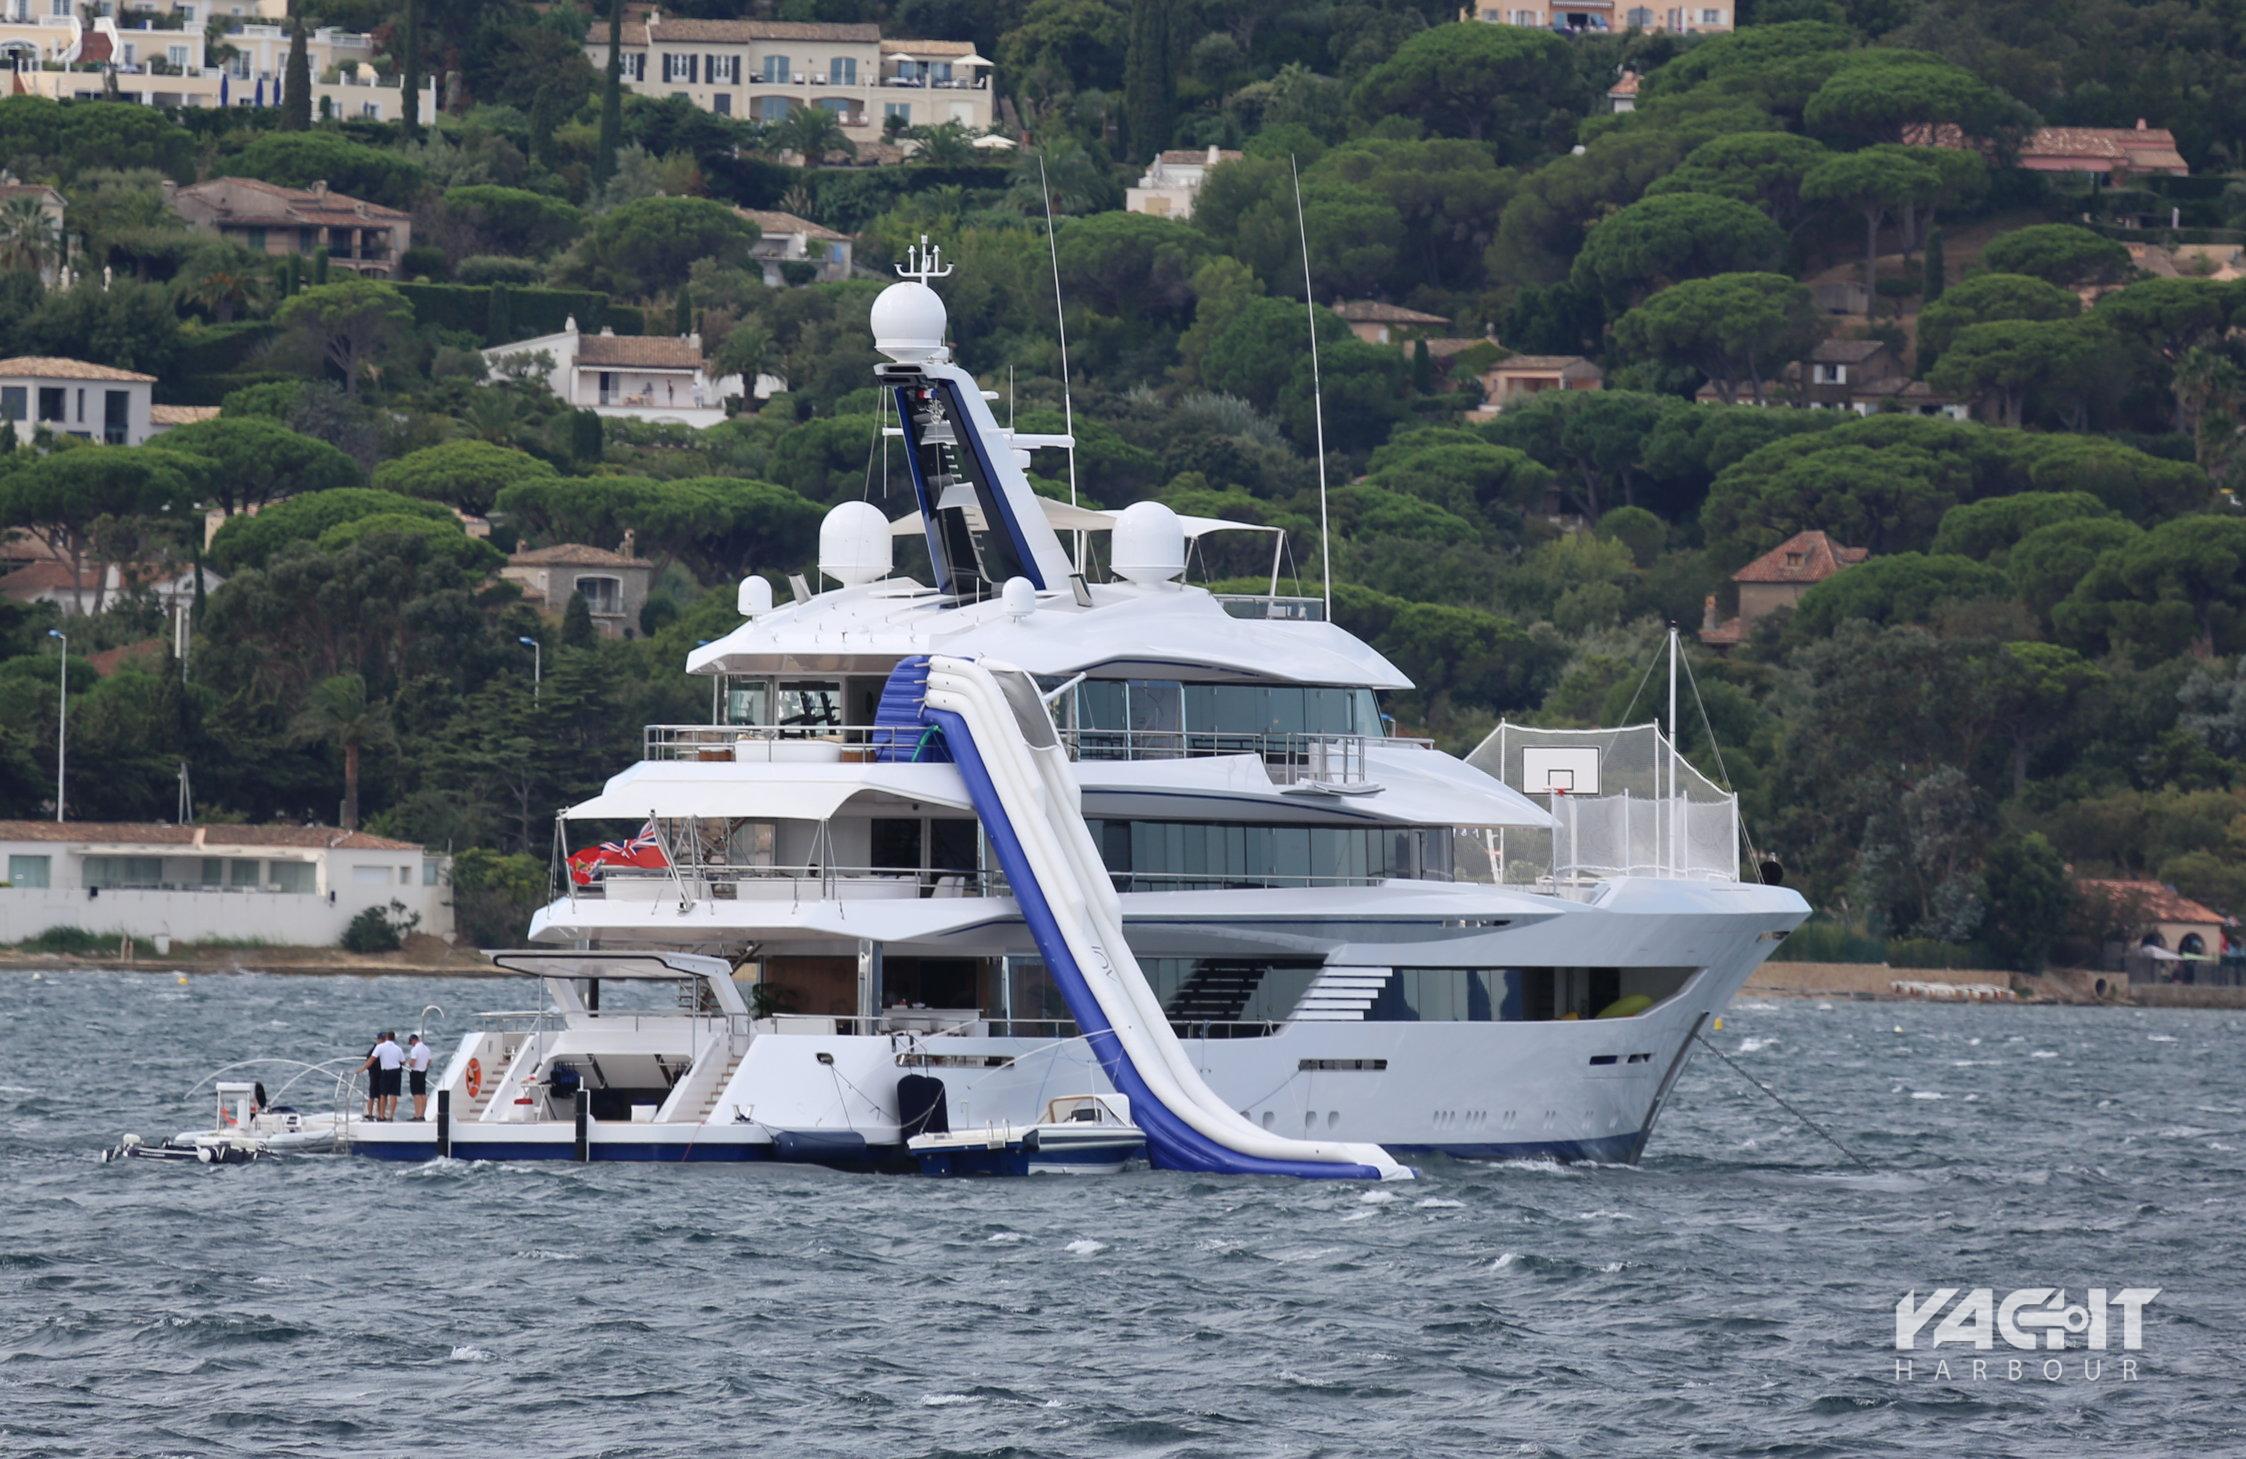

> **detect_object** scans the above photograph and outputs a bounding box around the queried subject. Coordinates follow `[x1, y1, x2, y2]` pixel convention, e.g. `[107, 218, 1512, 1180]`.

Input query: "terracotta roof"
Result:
[0, 820, 422, 851]
[1811, 338, 1890, 364]
[174, 176, 409, 225]
[1608, 70, 1640, 98]
[735, 207, 849, 243]
[0, 182, 62, 204]
[881, 38, 978, 57]
[1154, 147, 1242, 167]
[1332, 299, 1452, 326]
[0, 356, 155, 383]
[1909, 121, 2190, 176]
[2075, 878, 2228, 925]
[1732, 530, 1866, 585]
[1491, 354, 1600, 373]
[86, 639, 165, 676]
[649, 17, 880, 43]
[151, 404, 221, 427]
[507, 544, 653, 569]
[0, 560, 88, 600]
[575, 333, 703, 370]
[1424, 336, 1497, 359]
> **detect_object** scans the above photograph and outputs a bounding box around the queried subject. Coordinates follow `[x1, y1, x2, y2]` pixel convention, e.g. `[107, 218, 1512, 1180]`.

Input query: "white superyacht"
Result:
[342, 250, 1809, 1176]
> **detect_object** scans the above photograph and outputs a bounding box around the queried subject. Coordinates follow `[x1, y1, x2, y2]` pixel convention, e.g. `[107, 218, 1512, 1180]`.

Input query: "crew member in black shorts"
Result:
[406, 1033, 433, 1120]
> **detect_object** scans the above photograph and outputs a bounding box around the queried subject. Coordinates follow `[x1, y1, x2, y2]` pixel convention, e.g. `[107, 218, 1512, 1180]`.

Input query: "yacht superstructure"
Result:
[345, 245, 1810, 1172]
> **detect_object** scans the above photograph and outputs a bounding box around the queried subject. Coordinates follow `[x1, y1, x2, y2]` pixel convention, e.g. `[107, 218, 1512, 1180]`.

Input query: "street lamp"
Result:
[519, 636, 541, 699]
[47, 628, 65, 822]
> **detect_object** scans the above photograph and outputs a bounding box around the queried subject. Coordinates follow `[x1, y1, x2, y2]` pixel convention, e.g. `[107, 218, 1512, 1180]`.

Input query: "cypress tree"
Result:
[674, 283, 694, 337]
[311, 245, 329, 285]
[399, 0, 422, 141]
[282, 12, 312, 131]
[1411, 338, 1433, 393]
[1122, 0, 1174, 161]
[595, 0, 624, 189]
[1923, 225, 1947, 303]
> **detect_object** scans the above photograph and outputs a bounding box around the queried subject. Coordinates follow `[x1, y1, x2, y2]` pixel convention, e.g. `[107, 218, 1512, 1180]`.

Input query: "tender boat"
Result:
[908, 1094, 1148, 1176]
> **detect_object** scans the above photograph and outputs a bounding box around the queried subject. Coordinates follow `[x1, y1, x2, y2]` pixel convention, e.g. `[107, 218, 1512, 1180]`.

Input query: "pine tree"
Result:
[282, 11, 312, 132]
[399, 0, 423, 141]
[561, 592, 597, 648]
[1123, 0, 1174, 162]
[595, 0, 624, 189]
[1923, 225, 1947, 303]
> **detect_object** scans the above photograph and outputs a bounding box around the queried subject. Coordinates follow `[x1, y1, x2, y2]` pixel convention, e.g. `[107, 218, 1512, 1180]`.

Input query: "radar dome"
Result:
[737, 574, 774, 616]
[819, 501, 893, 587]
[1111, 501, 1186, 588]
[1001, 576, 1038, 621]
[871, 281, 948, 363]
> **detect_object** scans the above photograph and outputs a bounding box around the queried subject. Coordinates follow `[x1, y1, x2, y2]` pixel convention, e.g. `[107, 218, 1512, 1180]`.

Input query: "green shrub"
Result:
[15, 926, 110, 956]
[340, 901, 419, 954]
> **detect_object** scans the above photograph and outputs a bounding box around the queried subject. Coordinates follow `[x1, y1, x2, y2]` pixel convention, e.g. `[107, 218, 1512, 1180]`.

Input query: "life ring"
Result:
[465, 1058, 483, 1100]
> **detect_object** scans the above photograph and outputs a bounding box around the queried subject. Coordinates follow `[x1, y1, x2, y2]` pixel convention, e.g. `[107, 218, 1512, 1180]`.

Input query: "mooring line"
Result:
[1694, 1031, 1872, 1170]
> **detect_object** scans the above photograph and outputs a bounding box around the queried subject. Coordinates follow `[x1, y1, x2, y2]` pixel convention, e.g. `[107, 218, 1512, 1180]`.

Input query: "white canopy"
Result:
[564, 763, 974, 821]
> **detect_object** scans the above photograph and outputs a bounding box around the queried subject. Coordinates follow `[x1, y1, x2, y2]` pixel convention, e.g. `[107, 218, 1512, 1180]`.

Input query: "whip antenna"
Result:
[1291, 155, 1331, 617]
[1037, 154, 1084, 570]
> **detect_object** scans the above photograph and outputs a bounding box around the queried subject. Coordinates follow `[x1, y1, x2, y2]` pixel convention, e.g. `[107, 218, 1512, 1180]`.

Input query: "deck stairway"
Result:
[687, 1049, 748, 1122]
[1164, 964, 1266, 1026]
[1288, 966, 1394, 1022]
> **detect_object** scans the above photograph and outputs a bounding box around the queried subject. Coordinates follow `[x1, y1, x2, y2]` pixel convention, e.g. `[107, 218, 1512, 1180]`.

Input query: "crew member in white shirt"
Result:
[406, 1033, 434, 1120]
[372, 1031, 406, 1121]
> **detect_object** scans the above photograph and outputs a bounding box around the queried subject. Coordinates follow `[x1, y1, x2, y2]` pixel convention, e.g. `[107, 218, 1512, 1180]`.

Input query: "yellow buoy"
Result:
[1711, 1016, 1724, 1032]
[176, 973, 190, 986]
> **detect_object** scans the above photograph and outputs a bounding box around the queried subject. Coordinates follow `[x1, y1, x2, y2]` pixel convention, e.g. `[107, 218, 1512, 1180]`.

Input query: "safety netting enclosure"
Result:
[1464, 722, 1741, 885]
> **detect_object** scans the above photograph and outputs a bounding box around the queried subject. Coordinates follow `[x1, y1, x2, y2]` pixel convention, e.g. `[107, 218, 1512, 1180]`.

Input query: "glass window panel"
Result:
[1274, 827, 1311, 881]
[1126, 679, 1183, 748]
[8, 854, 50, 888]
[269, 862, 315, 894]
[1183, 683, 1215, 737]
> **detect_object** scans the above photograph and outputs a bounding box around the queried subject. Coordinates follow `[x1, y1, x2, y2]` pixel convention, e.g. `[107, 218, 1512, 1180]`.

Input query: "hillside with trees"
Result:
[2, 0, 2244, 963]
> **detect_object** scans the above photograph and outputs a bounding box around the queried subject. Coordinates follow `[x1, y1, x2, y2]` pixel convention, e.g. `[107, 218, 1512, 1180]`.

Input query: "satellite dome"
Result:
[871, 281, 948, 363]
[1112, 501, 1186, 588]
[819, 501, 893, 587]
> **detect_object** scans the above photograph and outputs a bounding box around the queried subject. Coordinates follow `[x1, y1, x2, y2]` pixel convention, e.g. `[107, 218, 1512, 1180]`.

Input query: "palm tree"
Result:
[773, 104, 856, 166]
[907, 121, 977, 168]
[179, 262, 266, 324]
[291, 673, 396, 832]
[0, 196, 61, 278]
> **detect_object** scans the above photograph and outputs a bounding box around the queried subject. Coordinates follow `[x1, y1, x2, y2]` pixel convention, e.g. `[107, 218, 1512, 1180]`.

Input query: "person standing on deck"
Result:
[359, 1035, 382, 1120]
[406, 1034, 433, 1121]
[371, 1031, 406, 1121]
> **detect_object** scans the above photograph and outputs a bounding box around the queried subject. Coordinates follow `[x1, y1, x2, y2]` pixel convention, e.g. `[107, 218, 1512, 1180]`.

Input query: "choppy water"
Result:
[4, 972, 2243, 1456]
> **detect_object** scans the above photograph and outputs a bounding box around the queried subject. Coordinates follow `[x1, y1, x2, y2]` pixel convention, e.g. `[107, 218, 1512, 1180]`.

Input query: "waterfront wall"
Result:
[0, 883, 453, 947]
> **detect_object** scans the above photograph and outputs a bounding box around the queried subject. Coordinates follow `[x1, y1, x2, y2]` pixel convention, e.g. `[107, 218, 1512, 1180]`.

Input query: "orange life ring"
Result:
[465, 1057, 483, 1100]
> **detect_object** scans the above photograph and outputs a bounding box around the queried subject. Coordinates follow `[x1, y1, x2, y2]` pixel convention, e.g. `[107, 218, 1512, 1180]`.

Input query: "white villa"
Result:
[737, 207, 854, 286]
[0, 821, 453, 947]
[0, 356, 157, 446]
[589, 14, 993, 144]
[1125, 146, 1243, 221]
[483, 320, 744, 430]
[0, 7, 433, 121]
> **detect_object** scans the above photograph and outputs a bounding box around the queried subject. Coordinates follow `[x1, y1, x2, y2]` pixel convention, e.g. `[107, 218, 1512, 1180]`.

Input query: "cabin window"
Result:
[7, 854, 50, 888]
[1084, 820, 1452, 889]
[229, 859, 262, 888]
[1073, 680, 1380, 754]
[83, 856, 163, 888]
[1366, 967, 1693, 1021]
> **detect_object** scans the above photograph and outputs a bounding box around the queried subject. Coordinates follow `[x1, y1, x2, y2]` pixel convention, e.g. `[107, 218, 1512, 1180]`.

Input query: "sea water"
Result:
[3, 972, 2242, 1456]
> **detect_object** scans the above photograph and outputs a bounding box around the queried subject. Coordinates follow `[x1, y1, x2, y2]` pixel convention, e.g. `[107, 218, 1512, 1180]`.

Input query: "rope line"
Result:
[1693, 1031, 1871, 1170]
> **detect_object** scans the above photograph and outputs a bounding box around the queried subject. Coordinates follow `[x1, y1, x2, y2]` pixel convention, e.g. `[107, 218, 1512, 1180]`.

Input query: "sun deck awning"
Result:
[562, 762, 975, 821]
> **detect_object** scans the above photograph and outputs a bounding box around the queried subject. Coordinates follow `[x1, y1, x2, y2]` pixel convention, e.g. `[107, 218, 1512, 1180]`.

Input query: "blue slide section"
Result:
[904, 661, 1386, 1179]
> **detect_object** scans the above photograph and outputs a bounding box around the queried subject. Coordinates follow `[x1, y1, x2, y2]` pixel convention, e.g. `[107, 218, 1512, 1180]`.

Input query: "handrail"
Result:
[642, 721, 1433, 770]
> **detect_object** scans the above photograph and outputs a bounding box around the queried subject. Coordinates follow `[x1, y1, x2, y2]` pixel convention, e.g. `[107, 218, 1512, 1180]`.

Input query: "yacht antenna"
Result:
[1037, 153, 1084, 569]
[896, 234, 952, 282]
[1291, 155, 1331, 618]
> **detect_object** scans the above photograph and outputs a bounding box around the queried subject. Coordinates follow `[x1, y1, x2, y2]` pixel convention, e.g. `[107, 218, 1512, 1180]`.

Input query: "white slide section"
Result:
[922, 655, 1410, 1180]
